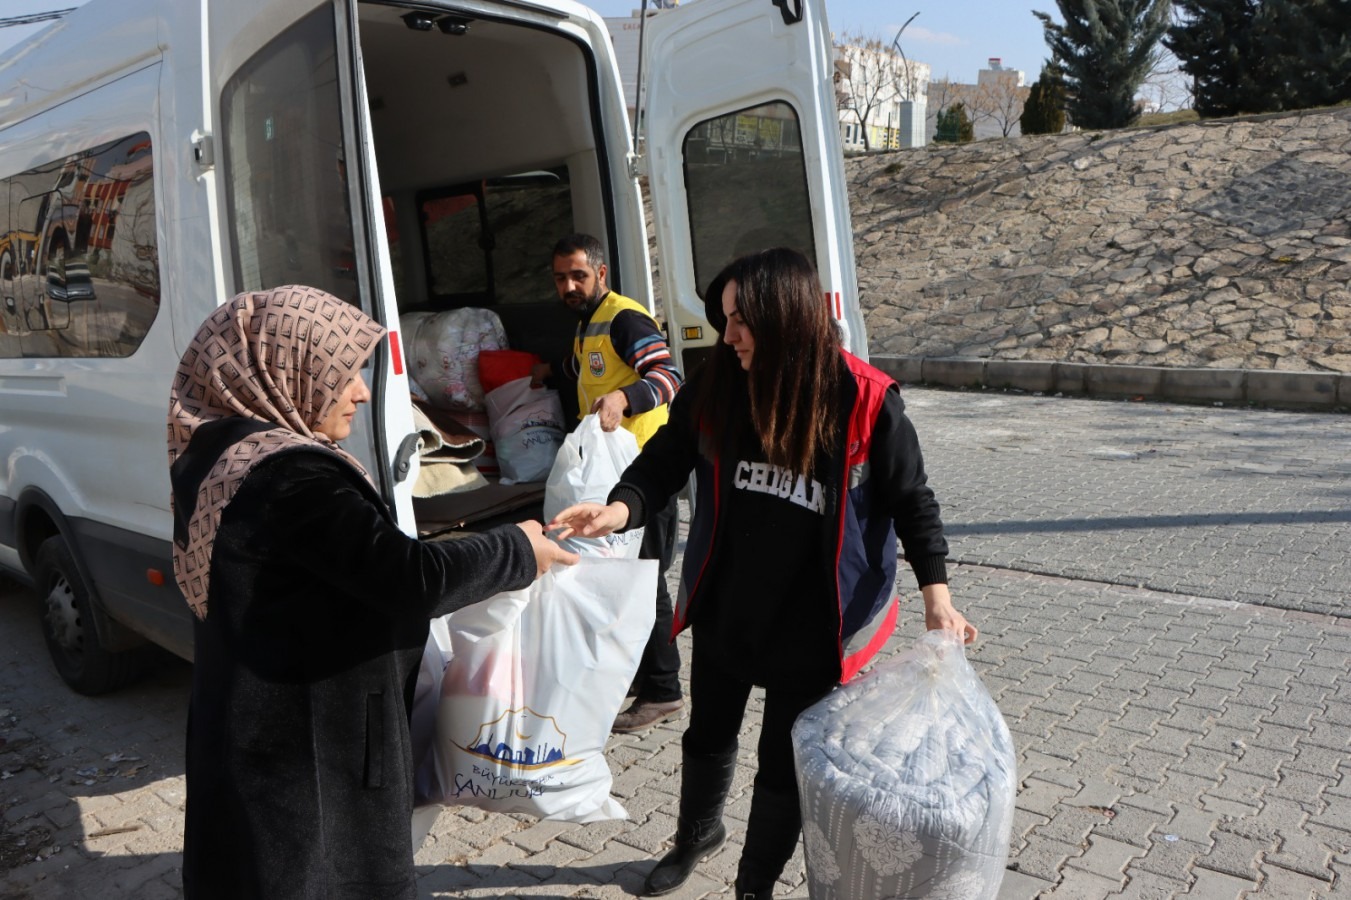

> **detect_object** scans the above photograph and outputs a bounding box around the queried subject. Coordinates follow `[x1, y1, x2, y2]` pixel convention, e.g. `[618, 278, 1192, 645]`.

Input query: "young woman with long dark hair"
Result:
[551, 248, 975, 898]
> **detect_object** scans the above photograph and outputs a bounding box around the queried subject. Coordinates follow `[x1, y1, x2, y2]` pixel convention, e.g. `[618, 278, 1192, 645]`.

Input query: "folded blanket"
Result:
[792, 632, 1017, 899]
[412, 403, 488, 498]
[413, 401, 487, 461]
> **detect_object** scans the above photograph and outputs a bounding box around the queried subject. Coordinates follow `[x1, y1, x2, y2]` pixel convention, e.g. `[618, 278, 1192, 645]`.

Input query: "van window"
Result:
[420, 189, 490, 300]
[416, 168, 572, 308]
[220, 7, 359, 307]
[681, 100, 816, 298]
[484, 171, 573, 305]
[0, 133, 160, 359]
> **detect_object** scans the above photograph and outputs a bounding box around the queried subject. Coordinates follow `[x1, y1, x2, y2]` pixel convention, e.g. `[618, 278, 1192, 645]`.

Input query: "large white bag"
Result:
[415, 558, 657, 823]
[792, 631, 1017, 900]
[485, 376, 566, 483]
[543, 414, 644, 558]
[404, 307, 509, 411]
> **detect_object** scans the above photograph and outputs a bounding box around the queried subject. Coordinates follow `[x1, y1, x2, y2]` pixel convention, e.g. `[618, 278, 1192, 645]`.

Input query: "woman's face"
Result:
[721, 279, 754, 371]
[315, 372, 371, 442]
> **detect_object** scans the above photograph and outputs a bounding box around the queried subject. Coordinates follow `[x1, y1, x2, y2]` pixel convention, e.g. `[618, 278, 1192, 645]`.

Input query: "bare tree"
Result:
[1137, 42, 1193, 113]
[968, 73, 1032, 137]
[834, 31, 927, 151]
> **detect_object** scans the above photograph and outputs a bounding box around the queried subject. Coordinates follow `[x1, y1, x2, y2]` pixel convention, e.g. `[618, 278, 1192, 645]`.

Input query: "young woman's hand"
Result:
[515, 520, 580, 577]
[921, 583, 978, 645]
[548, 501, 630, 539]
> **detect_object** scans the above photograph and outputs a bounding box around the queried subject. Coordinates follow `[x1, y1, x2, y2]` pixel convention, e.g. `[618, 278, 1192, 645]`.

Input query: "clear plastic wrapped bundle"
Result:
[792, 631, 1016, 899]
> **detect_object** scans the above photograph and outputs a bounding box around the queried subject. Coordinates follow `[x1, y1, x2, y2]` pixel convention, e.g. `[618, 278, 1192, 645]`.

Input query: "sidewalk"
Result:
[2, 388, 1348, 899]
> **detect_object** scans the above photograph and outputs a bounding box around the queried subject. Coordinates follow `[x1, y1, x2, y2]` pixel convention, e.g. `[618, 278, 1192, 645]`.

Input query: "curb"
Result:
[871, 355, 1351, 412]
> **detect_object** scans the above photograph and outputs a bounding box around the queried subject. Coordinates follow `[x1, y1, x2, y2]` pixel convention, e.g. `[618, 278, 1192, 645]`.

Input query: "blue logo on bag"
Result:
[458, 707, 580, 770]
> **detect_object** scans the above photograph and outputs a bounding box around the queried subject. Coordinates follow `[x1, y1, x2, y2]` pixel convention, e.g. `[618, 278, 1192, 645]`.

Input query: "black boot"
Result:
[643, 748, 738, 896]
[733, 784, 804, 900]
[732, 878, 772, 900]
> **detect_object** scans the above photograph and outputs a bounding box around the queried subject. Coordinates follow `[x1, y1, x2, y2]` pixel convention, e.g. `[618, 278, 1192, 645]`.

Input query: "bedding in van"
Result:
[404, 308, 508, 411]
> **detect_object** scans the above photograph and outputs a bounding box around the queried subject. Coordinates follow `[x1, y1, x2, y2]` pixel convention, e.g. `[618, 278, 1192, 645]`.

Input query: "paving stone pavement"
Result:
[2, 388, 1348, 899]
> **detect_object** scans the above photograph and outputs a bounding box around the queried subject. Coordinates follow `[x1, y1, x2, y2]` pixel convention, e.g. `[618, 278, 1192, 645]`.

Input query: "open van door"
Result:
[207, 0, 418, 529]
[642, 0, 863, 374]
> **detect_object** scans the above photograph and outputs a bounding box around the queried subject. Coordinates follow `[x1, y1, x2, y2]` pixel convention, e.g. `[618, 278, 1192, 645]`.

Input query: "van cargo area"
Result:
[221, 2, 639, 535]
[358, 3, 609, 536]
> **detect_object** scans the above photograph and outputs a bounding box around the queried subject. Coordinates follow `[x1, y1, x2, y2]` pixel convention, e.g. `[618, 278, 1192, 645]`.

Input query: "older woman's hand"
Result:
[515, 520, 579, 577]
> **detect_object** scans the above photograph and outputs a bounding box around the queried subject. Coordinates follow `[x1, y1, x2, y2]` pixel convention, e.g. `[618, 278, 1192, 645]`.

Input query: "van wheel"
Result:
[35, 536, 141, 695]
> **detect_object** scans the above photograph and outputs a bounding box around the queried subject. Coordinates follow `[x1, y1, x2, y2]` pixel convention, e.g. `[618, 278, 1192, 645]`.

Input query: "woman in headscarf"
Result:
[550, 248, 975, 898]
[168, 286, 576, 899]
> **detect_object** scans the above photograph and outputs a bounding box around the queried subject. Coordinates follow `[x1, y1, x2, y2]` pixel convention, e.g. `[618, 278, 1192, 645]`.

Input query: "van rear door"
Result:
[642, 0, 864, 371]
[207, 0, 417, 528]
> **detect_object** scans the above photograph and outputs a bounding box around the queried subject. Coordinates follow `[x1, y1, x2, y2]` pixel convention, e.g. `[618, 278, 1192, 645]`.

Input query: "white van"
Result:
[0, 0, 864, 694]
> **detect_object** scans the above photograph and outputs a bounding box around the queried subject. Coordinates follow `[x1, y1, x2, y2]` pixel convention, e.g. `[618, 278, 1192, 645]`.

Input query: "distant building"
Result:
[833, 39, 931, 152]
[926, 57, 1030, 142]
[978, 57, 1026, 88]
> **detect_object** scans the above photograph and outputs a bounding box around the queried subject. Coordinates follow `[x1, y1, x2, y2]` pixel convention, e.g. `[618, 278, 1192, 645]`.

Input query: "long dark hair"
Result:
[694, 247, 842, 477]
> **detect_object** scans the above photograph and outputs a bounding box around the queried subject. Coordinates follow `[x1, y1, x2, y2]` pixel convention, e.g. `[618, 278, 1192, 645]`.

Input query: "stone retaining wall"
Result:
[848, 106, 1351, 408]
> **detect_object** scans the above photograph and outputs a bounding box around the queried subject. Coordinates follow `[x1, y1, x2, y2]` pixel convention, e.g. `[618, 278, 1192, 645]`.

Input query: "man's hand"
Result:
[590, 391, 628, 431]
[515, 520, 580, 577]
[529, 362, 553, 388]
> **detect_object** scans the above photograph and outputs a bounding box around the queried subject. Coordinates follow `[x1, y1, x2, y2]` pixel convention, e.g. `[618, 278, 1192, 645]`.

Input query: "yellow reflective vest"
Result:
[574, 291, 669, 448]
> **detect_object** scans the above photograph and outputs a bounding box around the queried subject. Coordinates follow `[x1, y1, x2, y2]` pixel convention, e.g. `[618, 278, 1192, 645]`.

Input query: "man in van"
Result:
[533, 233, 685, 733]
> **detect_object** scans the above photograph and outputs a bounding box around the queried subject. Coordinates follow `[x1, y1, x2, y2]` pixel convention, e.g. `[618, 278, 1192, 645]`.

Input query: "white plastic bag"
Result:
[792, 631, 1017, 900]
[543, 414, 644, 558]
[416, 558, 657, 822]
[485, 376, 566, 483]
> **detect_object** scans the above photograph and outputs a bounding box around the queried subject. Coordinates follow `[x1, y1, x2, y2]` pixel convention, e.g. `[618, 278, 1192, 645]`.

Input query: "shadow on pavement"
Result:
[948, 508, 1351, 535]
[1, 580, 191, 898]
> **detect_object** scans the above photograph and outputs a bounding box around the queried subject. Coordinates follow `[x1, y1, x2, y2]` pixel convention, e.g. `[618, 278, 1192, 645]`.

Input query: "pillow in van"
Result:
[485, 377, 566, 484]
[405, 308, 508, 411]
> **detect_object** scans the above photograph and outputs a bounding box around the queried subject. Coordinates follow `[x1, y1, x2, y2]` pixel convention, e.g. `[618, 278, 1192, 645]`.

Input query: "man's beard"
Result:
[569, 284, 606, 319]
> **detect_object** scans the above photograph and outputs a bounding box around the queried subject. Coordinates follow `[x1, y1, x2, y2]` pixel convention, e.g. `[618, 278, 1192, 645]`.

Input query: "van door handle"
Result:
[393, 433, 421, 483]
[771, 0, 803, 25]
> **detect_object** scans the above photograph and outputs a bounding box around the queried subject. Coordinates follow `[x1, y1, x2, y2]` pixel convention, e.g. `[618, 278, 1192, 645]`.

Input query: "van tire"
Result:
[35, 536, 142, 695]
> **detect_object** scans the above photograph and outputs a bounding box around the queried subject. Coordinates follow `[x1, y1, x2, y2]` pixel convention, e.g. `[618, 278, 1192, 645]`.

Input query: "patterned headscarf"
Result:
[167, 286, 387, 618]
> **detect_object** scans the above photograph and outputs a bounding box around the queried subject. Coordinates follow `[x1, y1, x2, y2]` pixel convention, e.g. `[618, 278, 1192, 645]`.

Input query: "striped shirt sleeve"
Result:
[610, 309, 684, 415]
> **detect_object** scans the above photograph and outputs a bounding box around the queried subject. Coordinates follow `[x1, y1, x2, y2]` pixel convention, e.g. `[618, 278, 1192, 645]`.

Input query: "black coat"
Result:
[175, 447, 534, 899]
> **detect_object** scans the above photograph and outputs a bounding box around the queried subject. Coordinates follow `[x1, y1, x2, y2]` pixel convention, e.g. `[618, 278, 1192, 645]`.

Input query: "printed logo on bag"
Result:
[588, 351, 605, 377]
[457, 707, 581, 770]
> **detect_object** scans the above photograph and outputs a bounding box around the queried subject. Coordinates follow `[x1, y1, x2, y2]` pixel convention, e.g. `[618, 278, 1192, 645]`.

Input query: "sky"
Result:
[588, 0, 1057, 84]
[2, 0, 1055, 84]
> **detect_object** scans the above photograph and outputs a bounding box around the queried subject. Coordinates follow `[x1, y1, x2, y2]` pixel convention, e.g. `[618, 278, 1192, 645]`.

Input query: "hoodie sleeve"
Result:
[606, 379, 702, 530]
[870, 385, 949, 587]
[244, 453, 537, 619]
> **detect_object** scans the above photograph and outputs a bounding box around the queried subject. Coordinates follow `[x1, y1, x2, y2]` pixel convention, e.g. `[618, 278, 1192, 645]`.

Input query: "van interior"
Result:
[220, 2, 633, 535]
[361, 4, 606, 533]
[357, 2, 614, 355]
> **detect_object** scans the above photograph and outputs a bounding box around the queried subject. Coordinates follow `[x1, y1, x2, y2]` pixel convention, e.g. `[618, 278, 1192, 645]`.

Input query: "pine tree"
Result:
[935, 103, 975, 143]
[1034, 0, 1171, 129]
[1167, 0, 1351, 117]
[1270, 0, 1351, 110]
[1166, 0, 1266, 116]
[1021, 62, 1069, 134]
